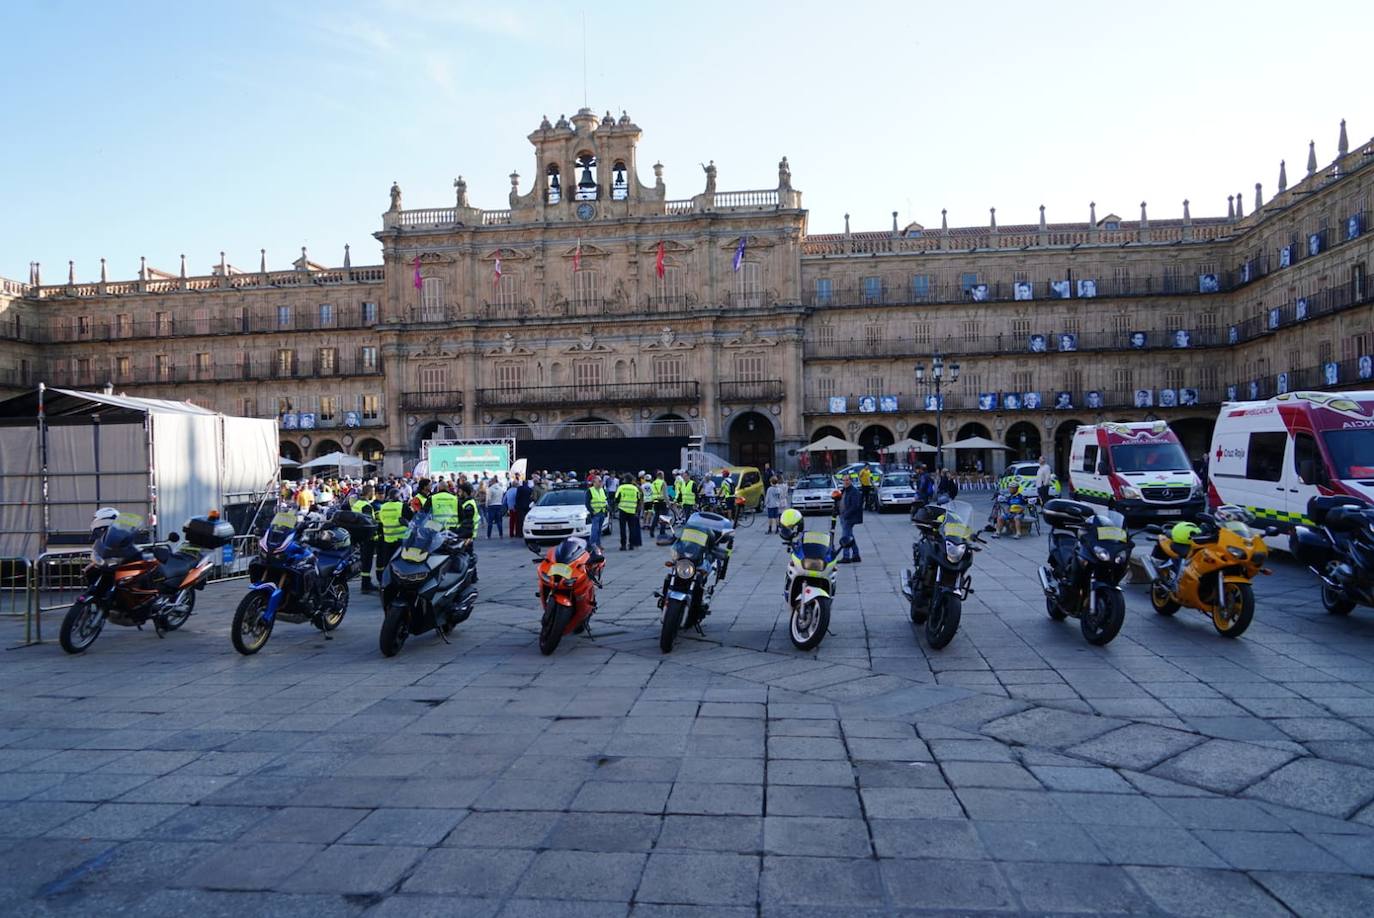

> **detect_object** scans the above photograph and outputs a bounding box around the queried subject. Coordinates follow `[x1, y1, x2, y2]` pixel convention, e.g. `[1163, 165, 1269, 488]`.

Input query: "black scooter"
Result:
[1037, 498, 1130, 645]
[1293, 496, 1374, 616]
[902, 498, 981, 649]
[378, 513, 477, 657]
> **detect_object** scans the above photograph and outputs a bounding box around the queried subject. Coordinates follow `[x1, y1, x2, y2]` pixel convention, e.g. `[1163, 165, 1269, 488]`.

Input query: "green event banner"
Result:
[428, 444, 511, 473]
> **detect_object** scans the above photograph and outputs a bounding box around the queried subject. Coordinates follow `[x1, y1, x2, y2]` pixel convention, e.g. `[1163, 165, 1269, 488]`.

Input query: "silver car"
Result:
[877, 471, 918, 512]
[790, 474, 838, 514]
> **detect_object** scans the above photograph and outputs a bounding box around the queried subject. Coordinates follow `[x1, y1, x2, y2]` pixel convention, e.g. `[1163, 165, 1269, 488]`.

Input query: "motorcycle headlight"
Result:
[944, 540, 967, 563]
[1252, 551, 1267, 567]
[1119, 485, 1142, 500]
[1226, 546, 1247, 560]
[801, 557, 827, 572]
[396, 568, 428, 583]
[1093, 545, 1112, 562]
[674, 559, 697, 580]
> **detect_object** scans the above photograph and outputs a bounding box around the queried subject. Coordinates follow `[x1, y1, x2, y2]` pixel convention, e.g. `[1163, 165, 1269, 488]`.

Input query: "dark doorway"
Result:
[1054, 419, 1085, 479]
[858, 424, 894, 462]
[729, 411, 775, 469]
[1005, 421, 1041, 462]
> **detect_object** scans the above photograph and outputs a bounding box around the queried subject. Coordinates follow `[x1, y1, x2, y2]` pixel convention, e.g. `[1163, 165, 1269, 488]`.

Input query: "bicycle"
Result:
[733, 502, 757, 528]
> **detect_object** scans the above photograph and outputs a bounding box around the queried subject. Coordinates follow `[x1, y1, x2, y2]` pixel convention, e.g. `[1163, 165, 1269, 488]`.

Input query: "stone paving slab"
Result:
[6, 500, 1374, 914]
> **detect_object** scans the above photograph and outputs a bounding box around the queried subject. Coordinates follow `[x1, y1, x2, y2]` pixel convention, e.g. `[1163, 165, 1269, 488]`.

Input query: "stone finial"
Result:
[1254, 183, 1263, 212]
[1307, 140, 1317, 176]
[1235, 192, 1243, 219]
[1338, 118, 1349, 156]
[343, 244, 351, 269]
[100, 257, 107, 283]
[1227, 195, 1235, 220]
[179, 254, 187, 279]
[454, 175, 469, 208]
[509, 171, 520, 206]
[388, 181, 401, 212]
[1140, 201, 1148, 225]
[843, 213, 850, 235]
[941, 209, 948, 231]
[33, 262, 40, 286]
[989, 207, 997, 231]
[220, 251, 227, 274]
[139, 256, 147, 280]
[1278, 160, 1288, 192]
[300, 246, 308, 270]
[1038, 205, 1046, 231]
[1183, 199, 1191, 221]
[67, 260, 74, 285]
[1089, 201, 1096, 224]
[892, 211, 899, 234]
[260, 249, 267, 274]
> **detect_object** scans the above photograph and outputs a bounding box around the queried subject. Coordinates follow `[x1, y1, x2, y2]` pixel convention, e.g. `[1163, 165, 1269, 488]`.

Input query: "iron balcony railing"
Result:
[46, 308, 380, 344]
[48, 355, 383, 388]
[476, 380, 700, 410]
[719, 379, 785, 402]
[399, 390, 465, 411]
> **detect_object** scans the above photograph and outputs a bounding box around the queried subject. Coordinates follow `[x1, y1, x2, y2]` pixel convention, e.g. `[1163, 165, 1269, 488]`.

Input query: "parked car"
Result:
[523, 487, 612, 549]
[790, 474, 838, 514]
[877, 471, 919, 511]
[999, 461, 1062, 498]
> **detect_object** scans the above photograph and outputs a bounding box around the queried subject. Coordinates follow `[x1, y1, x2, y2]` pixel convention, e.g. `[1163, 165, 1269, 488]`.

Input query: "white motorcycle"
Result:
[777, 508, 840, 651]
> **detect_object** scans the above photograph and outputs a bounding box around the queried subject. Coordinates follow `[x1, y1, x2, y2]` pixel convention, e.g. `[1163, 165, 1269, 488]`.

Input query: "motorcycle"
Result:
[1145, 505, 1273, 638]
[533, 536, 605, 654]
[231, 509, 360, 655]
[778, 509, 840, 651]
[60, 511, 232, 654]
[1292, 496, 1374, 616]
[1037, 499, 1130, 645]
[378, 513, 477, 657]
[656, 511, 734, 653]
[902, 499, 981, 649]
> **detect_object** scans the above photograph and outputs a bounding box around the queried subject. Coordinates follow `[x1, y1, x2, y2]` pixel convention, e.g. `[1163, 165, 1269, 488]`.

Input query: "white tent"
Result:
[300, 451, 367, 470]
[799, 434, 865, 452]
[0, 387, 278, 556]
[941, 436, 1012, 451]
[879, 438, 939, 455]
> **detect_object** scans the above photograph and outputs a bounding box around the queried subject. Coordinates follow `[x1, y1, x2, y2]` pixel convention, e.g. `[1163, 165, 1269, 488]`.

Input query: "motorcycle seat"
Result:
[156, 553, 197, 586]
[1309, 495, 1366, 525]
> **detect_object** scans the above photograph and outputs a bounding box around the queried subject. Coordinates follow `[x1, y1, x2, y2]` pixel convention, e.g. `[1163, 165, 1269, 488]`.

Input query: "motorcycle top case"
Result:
[1290, 525, 1334, 568]
[1042, 499, 1097, 531]
[305, 526, 352, 551]
[331, 510, 377, 541]
[183, 515, 235, 549]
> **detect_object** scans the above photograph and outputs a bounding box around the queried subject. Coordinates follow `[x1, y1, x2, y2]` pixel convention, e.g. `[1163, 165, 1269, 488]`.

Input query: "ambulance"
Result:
[1068, 421, 1205, 524]
[1207, 391, 1374, 530]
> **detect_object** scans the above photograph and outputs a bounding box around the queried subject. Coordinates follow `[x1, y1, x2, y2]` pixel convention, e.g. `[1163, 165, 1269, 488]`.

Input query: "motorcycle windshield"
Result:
[798, 530, 832, 560]
[93, 519, 141, 562]
[1093, 509, 1129, 544]
[941, 501, 975, 541]
[399, 514, 446, 562]
[671, 526, 710, 563]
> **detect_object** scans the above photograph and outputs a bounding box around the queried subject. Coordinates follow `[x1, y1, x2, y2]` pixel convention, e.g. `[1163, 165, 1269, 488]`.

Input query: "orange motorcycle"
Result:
[534, 536, 605, 654]
[1145, 505, 1273, 638]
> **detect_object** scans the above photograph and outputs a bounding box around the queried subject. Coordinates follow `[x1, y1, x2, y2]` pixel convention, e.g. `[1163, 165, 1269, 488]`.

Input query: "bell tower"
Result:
[513, 108, 665, 223]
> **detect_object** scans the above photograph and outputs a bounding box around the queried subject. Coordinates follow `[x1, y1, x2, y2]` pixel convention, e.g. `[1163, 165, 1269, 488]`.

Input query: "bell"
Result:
[579, 165, 595, 188]
[549, 172, 560, 190]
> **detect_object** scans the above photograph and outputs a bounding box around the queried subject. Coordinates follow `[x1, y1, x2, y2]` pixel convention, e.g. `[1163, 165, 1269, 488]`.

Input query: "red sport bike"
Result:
[533, 536, 605, 654]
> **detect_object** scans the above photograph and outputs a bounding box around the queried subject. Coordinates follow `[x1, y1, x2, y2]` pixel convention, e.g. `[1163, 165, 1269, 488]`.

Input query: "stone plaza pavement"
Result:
[4, 496, 1374, 916]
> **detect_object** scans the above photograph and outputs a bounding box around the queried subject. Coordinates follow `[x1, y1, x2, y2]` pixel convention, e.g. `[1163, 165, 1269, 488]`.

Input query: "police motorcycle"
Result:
[777, 507, 839, 651]
[656, 511, 734, 653]
[378, 512, 477, 657]
[1292, 496, 1374, 616]
[60, 510, 233, 654]
[902, 498, 981, 649]
[231, 508, 362, 655]
[1037, 499, 1130, 645]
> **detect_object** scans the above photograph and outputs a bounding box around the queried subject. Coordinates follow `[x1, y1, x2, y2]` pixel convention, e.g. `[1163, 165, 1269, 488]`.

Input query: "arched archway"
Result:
[558, 416, 624, 440]
[810, 426, 844, 442]
[1005, 421, 1042, 462]
[1170, 416, 1215, 468]
[356, 438, 385, 464]
[279, 441, 302, 462]
[910, 423, 938, 447]
[953, 423, 992, 474]
[491, 418, 535, 441]
[313, 439, 343, 459]
[649, 413, 692, 438]
[729, 411, 775, 468]
[956, 422, 991, 440]
[413, 420, 444, 455]
[858, 424, 894, 462]
[1054, 419, 1086, 479]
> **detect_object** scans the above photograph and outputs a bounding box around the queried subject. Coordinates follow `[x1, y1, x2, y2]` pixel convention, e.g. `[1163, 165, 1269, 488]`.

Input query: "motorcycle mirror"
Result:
[1265, 526, 1280, 537]
[167, 532, 180, 543]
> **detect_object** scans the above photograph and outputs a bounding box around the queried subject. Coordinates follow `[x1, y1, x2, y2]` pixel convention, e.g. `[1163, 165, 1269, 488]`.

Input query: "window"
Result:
[1013, 371, 1033, 392]
[195, 352, 211, 379]
[496, 271, 523, 308]
[115, 314, 131, 338]
[1354, 263, 1367, 302]
[192, 308, 209, 335]
[237, 351, 252, 379]
[1062, 317, 1080, 335]
[1113, 266, 1131, 294]
[1164, 265, 1183, 293]
[960, 273, 978, 293]
[77, 357, 91, 383]
[156, 354, 171, 381]
[961, 319, 978, 339]
[1245, 432, 1287, 481]
[913, 321, 932, 345]
[911, 274, 931, 301]
[1198, 312, 1218, 338]
[319, 396, 336, 422]
[240, 397, 257, 418]
[318, 303, 335, 327]
[418, 365, 446, 392]
[1164, 367, 1184, 389]
[863, 323, 882, 349]
[276, 348, 295, 376]
[116, 356, 131, 379]
[361, 301, 378, 324]
[277, 397, 292, 416]
[1318, 340, 1333, 365]
[317, 348, 336, 375]
[815, 377, 836, 399]
[573, 152, 598, 200]
[814, 278, 832, 306]
[1012, 318, 1030, 339]
[276, 305, 291, 329]
[1199, 366, 1219, 391]
[652, 355, 682, 386]
[156, 311, 172, 336]
[361, 394, 380, 420]
[865, 375, 883, 394]
[815, 324, 835, 348]
[573, 269, 598, 307]
[238, 307, 251, 333]
[420, 277, 444, 320]
[496, 362, 524, 390]
[573, 359, 602, 389]
[735, 262, 761, 307]
[862, 276, 882, 304]
[1082, 444, 1100, 474]
[1112, 367, 1133, 391]
[360, 346, 378, 372]
[656, 266, 682, 303]
[77, 315, 92, 339]
[1294, 433, 1322, 484]
[735, 354, 764, 382]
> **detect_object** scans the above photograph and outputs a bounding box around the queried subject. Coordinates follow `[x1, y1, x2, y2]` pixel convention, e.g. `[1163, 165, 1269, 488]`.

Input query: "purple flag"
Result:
[732, 237, 746, 272]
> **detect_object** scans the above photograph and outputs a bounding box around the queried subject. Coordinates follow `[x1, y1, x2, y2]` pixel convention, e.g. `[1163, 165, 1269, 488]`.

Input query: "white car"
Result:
[790, 474, 838, 514]
[523, 487, 612, 549]
[876, 471, 919, 511]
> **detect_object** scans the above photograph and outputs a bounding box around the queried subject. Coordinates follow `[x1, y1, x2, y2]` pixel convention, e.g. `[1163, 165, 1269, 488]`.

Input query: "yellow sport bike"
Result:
[1145, 506, 1274, 638]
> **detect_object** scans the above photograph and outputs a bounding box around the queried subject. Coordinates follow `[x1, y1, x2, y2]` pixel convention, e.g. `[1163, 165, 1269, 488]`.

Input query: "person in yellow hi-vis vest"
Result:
[584, 474, 609, 550]
[649, 471, 668, 538]
[616, 477, 642, 551]
[374, 488, 408, 582]
[351, 484, 378, 593]
[428, 483, 459, 530]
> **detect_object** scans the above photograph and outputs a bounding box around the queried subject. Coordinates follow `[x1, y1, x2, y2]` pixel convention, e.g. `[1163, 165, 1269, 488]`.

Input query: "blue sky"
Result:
[2, 0, 1368, 282]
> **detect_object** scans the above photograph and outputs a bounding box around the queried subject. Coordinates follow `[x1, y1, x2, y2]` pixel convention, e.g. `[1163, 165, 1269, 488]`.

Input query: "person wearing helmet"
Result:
[778, 507, 804, 542]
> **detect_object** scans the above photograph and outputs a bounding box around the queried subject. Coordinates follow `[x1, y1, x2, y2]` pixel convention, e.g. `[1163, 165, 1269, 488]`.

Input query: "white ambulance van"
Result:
[1068, 422, 1205, 523]
[1208, 391, 1374, 530]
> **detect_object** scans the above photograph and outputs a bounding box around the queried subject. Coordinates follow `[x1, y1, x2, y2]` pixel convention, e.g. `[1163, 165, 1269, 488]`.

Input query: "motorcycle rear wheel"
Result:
[1322, 583, 1356, 616]
[1149, 582, 1181, 616]
[379, 604, 409, 657]
[926, 592, 961, 650]
[161, 589, 194, 631]
[660, 598, 685, 654]
[1081, 590, 1125, 646]
[1213, 582, 1254, 638]
[230, 591, 273, 655]
[539, 598, 573, 656]
[59, 599, 105, 654]
[791, 596, 830, 651]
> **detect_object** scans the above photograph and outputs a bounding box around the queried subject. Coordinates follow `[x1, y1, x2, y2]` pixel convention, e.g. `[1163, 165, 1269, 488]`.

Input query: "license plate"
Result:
[1158, 509, 1182, 516]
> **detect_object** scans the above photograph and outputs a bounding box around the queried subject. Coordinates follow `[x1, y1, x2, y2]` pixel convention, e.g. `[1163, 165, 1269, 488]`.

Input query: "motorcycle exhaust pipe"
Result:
[900, 569, 913, 600]
[1036, 566, 1057, 597]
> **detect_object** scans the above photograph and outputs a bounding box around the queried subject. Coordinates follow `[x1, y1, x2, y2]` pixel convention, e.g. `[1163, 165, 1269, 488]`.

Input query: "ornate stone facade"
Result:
[2, 110, 1370, 475]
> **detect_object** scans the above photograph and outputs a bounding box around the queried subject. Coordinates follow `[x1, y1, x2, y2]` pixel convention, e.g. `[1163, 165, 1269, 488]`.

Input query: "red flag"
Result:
[412, 255, 422, 290]
[493, 250, 502, 287]
[655, 240, 665, 279]
[573, 238, 582, 272]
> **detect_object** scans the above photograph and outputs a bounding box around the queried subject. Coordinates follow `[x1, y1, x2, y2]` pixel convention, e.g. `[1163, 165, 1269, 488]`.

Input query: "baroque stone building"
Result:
[2, 109, 1370, 476]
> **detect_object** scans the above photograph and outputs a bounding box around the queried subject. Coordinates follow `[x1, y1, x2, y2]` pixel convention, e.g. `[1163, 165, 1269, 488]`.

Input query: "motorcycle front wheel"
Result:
[660, 598, 685, 653]
[59, 599, 106, 654]
[909, 584, 927, 624]
[539, 597, 573, 656]
[790, 596, 831, 651]
[1322, 582, 1356, 616]
[319, 580, 349, 632]
[1149, 581, 1181, 616]
[161, 588, 195, 631]
[1081, 590, 1125, 646]
[231, 591, 273, 655]
[379, 603, 410, 657]
[925, 592, 961, 650]
[1213, 582, 1254, 638]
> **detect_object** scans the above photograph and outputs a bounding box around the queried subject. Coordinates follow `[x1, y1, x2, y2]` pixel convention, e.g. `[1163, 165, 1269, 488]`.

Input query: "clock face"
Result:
[576, 202, 595, 221]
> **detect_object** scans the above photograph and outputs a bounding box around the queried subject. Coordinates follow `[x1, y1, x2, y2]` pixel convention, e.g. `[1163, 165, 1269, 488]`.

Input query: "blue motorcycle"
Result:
[231, 509, 361, 654]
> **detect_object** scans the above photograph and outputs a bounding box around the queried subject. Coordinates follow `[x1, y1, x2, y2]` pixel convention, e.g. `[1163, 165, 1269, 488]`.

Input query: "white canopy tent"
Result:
[300, 451, 368, 471]
[940, 436, 1012, 451]
[879, 438, 939, 455]
[0, 387, 278, 557]
[799, 434, 865, 452]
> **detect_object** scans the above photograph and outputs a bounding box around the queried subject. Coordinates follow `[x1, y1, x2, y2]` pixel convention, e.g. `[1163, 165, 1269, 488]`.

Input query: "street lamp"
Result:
[915, 352, 960, 470]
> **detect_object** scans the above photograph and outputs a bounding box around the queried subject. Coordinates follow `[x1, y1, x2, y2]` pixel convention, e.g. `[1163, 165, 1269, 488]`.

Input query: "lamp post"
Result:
[915, 352, 960, 471]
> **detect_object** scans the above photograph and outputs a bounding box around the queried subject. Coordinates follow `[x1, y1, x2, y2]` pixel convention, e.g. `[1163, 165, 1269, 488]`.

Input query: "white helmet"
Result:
[90, 507, 120, 532]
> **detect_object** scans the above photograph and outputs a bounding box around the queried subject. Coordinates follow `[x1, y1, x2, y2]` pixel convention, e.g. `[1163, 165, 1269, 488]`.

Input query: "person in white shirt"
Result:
[764, 477, 787, 533]
[1034, 455, 1054, 504]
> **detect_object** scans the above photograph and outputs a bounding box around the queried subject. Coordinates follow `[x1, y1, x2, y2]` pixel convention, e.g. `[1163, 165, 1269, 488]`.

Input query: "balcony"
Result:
[47, 308, 380, 344]
[476, 380, 700, 410]
[719, 379, 785, 403]
[49, 355, 382, 389]
[400, 390, 465, 412]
